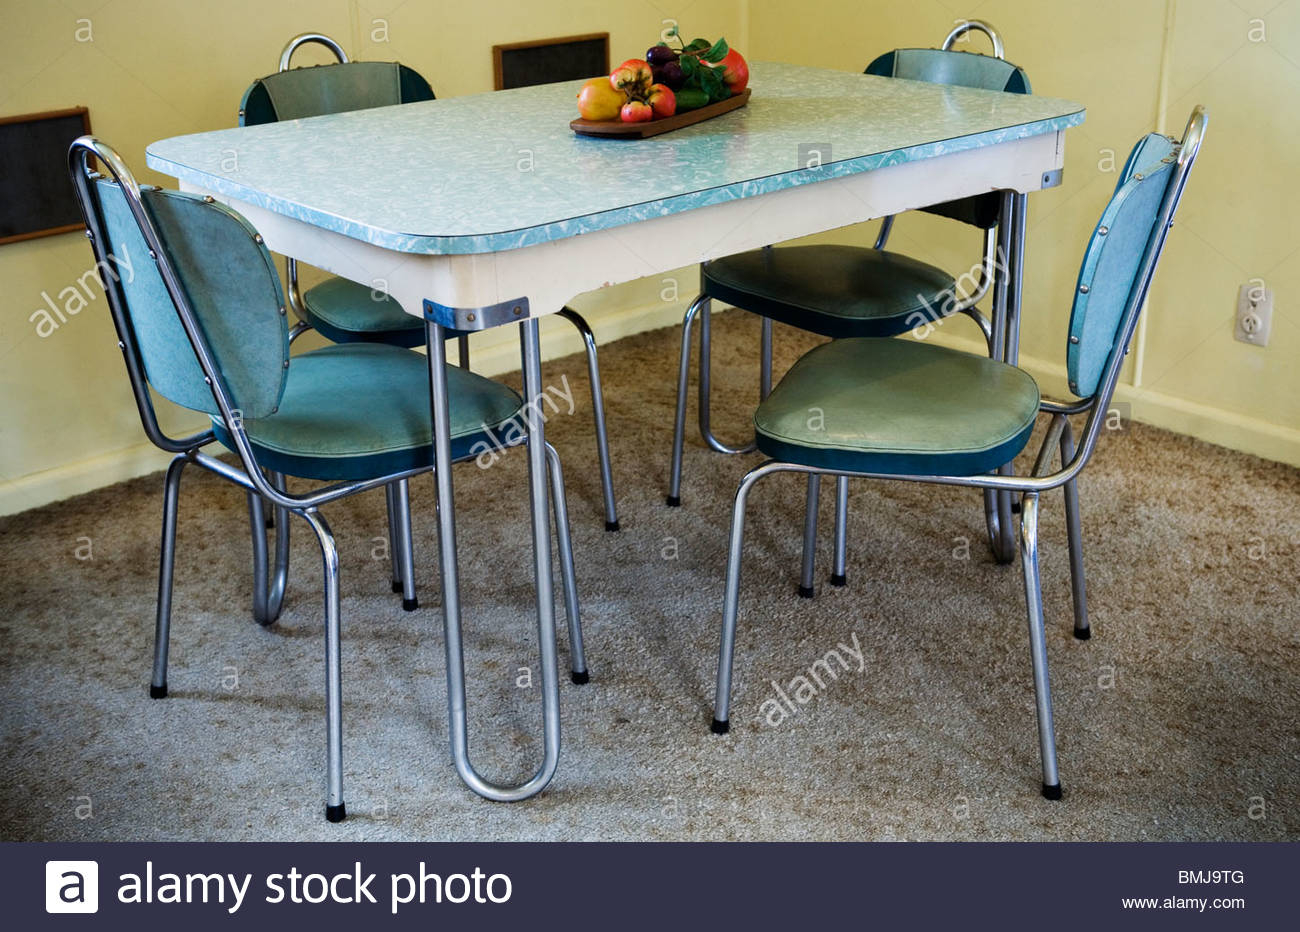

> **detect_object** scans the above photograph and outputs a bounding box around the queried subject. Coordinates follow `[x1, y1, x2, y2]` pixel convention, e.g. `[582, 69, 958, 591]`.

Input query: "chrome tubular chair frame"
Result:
[71, 137, 585, 819]
[709, 109, 1207, 800]
[265, 33, 620, 531]
[667, 23, 1018, 580]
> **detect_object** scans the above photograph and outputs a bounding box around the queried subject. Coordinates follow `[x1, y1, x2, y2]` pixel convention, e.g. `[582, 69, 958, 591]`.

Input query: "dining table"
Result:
[146, 60, 1086, 801]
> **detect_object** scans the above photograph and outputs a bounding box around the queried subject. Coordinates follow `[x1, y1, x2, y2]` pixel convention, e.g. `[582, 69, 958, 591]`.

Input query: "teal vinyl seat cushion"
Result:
[301, 277, 426, 348]
[211, 343, 522, 480]
[703, 245, 958, 338]
[754, 337, 1040, 475]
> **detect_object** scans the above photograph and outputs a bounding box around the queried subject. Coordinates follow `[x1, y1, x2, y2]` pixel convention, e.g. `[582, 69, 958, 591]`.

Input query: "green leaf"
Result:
[702, 37, 729, 63]
[685, 37, 711, 53]
[679, 54, 699, 76]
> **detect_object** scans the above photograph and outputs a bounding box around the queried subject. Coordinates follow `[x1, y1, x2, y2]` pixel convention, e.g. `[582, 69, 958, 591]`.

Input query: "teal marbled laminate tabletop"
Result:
[146, 62, 1084, 255]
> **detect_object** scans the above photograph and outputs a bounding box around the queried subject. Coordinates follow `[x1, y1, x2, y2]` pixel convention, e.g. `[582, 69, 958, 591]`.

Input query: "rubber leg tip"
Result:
[1042, 783, 1062, 801]
[666, 495, 681, 507]
[797, 585, 815, 599]
[1073, 626, 1092, 641]
[829, 573, 847, 587]
[325, 803, 347, 823]
[710, 718, 730, 735]
[402, 598, 419, 612]
[391, 580, 403, 593]
[571, 670, 590, 685]
[149, 683, 167, 700]
[1011, 502, 1022, 514]
[605, 520, 621, 532]
[264, 517, 275, 529]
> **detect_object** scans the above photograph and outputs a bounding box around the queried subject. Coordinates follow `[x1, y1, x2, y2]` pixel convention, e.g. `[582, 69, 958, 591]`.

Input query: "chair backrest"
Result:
[865, 30, 1030, 230]
[68, 138, 289, 426]
[238, 33, 434, 126]
[1066, 112, 1206, 400]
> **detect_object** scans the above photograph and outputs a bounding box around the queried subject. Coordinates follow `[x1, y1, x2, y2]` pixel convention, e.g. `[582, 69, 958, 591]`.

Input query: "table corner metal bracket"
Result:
[423, 296, 530, 332]
[1040, 169, 1064, 190]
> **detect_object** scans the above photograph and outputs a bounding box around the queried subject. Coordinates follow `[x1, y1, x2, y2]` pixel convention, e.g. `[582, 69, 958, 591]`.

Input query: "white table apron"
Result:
[178, 128, 1063, 324]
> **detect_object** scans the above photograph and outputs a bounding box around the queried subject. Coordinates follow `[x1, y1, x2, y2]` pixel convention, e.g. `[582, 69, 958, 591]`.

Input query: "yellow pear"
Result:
[577, 77, 625, 121]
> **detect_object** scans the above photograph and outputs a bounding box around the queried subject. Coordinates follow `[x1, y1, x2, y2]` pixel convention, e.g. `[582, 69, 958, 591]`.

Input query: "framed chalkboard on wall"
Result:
[493, 33, 609, 90]
[0, 107, 92, 246]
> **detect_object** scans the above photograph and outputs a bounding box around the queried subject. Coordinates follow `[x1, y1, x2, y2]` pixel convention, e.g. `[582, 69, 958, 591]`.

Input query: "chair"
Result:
[667, 21, 1029, 591]
[69, 137, 588, 822]
[242, 33, 622, 532]
[706, 108, 1207, 800]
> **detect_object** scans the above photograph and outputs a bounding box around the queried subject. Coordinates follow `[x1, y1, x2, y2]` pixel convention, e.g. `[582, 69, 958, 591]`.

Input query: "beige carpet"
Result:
[2, 312, 1297, 841]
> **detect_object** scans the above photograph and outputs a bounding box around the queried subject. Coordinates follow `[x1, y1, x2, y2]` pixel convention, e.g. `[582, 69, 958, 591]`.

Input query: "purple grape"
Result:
[658, 60, 686, 90]
[646, 44, 679, 66]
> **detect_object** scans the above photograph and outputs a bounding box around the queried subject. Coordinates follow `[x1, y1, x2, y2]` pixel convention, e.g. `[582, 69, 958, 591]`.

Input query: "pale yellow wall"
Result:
[750, 0, 1300, 465]
[1, 0, 1295, 515]
[0, 0, 746, 513]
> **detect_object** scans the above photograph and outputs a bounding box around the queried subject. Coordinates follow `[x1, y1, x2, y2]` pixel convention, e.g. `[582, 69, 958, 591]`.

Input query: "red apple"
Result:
[610, 59, 653, 97]
[713, 49, 749, 94]
[620, 100, 654, 122]
[646, 83, 676, 118]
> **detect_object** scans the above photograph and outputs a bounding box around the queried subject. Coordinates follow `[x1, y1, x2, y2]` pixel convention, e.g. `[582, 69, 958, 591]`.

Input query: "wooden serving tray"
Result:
[571, 89, 751, 139]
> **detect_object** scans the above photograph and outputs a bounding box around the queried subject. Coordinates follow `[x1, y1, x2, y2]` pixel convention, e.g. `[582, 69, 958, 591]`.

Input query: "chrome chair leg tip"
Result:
[797, 585, 815, 599]
[665, 495, 681, 507]
[391, 580, 403, 594]
[325, 803, 347, 823]
[1073, 626, 1091, 641]
[149, 683, 167, 700]
[571, 669, 590, 685]
[402, 597, 419, 612]
[1041, 782, 1062, 801]
[829, 573, 847, 588]
[710, 717, 730, 735]
[605, 520, 621, 532]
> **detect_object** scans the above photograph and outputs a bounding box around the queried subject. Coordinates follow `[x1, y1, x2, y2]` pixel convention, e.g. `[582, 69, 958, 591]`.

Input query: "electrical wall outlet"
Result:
[1235, 283, 1273, 347]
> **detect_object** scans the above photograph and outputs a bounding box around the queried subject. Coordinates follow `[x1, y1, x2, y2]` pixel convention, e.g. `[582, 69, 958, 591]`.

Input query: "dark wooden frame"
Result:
[0, 106, 92, 245]
[492, 32, 610, 90]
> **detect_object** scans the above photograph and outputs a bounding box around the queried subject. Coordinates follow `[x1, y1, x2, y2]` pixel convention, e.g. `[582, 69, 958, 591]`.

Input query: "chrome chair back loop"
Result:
[279, 32, 349, 71]
[942, 19, 1006, 59]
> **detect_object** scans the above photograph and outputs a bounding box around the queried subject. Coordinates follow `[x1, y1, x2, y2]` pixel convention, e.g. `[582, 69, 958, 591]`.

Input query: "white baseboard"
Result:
[5, 300, 1294, 517]
[0, 297, 687, 517]
[923, 330, 1300, 468]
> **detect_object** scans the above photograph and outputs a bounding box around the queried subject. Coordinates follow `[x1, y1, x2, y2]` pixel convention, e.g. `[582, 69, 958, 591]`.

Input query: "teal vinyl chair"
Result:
[706, 109, 1207, 800]
[241, 34, 622, 532]
[69, 137, 587, 823]
[668, 21, 1028, 589]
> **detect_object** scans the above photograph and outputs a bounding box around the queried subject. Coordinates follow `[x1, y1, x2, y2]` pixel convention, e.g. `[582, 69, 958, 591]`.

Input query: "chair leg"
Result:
[831, 475, 849, 587]
[984, 488, 1017, 565]
[798, 474, 821, 598]
[457, 334, 471, 369]
[667, 293, 708, 506]
[698, 299, 759, 455]
[394, 479, 418, 611]
[557, 306, 619, 531]
[150, 454, 187, 699]
[544, 442, 588, 683]
[298, 507, 346, 823]
[248, 478, 289, 627]
[1060, 422, 1090, 639]
[759, 316, 773, 399]
[712, 467, 766, 734]
[1019, 492, 1063, 800]
[384, 482, 402, 594]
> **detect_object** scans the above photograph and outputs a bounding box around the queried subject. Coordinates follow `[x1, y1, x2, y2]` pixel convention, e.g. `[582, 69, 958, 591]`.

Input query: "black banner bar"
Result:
[5, 842, 1292, 929]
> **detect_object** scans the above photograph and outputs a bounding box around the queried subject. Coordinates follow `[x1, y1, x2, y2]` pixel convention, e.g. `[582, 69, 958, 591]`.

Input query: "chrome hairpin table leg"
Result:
[985, 191, 1025, 565]
[424, 316, 561, 802]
